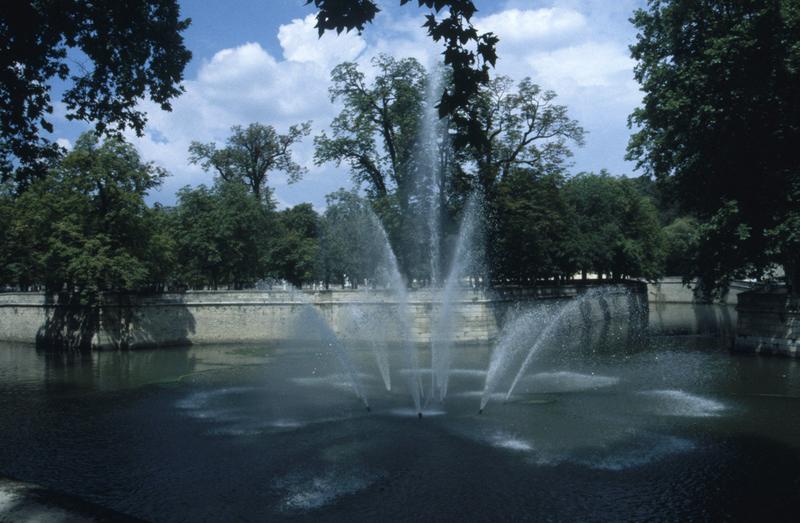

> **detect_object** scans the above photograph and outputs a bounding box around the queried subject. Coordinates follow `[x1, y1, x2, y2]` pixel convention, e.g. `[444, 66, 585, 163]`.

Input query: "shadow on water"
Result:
[36, 292, 196, 352]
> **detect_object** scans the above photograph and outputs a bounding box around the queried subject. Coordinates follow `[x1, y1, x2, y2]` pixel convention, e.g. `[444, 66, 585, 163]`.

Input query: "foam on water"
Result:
[455, 391, 509, 401]
[582, 435, 696, 471]
[639, 389, 727, 417]
[0, 488, 17, 512]
[490, 431, 533, 452]
[525, 433, 696, 470]
[523, 371, 620, 393]
[269, 419, 304, 429]
[291, 374, 374, 392]
[276, 469, 382, 511]
[175, 386, 258, 410]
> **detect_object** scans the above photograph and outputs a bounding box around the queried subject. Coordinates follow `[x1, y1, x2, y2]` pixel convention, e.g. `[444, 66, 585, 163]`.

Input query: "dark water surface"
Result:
[1, 304, 800, 522]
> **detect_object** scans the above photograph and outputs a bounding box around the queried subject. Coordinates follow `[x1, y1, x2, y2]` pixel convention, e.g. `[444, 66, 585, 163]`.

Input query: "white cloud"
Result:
[119, 3, 643, 207]
[476, 7, 587, 47]
[473, 6, 642, 175]
[278, 14, 366, 69]
[56, 138, 72, 151]
[130, 32, 351, 205]
[527, 41, 635, 90]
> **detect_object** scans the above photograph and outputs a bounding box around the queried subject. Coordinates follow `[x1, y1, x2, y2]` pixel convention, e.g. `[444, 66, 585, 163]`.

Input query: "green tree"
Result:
[493, 169, 578, 283]
[315, 55, 427, 276]
[3, 133, 166, 295]
[463, 76, 585, 199]
[628, 0, 800, 292]
[319, 189, 385, 288]
[1, 1, 191, 184]
[171, 181, 272, 289]
[0, 133, 167, 348]
[189, 122, 311, 204]
[564, 172, 664, 281]
[662, 216, 700, 277]
[271, 203, 321, 287]
[0, 183, 14, 286]
[315, 56, 425, 202]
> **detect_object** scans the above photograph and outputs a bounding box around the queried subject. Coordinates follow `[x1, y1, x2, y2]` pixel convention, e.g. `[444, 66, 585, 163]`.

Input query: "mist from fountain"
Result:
[340, 304, 391, 391]
[295, 304, 370, 410]
[431, 194, 482, 402]
[479, 304, 553, 411]
[363, 208, 424, 412]
[480, 286, 634, 411]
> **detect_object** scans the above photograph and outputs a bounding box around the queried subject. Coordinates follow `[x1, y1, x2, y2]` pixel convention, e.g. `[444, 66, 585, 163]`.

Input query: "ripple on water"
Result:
[290, 373, 374, 391]
[576, 434, 696, 471]
[639, 389, 727, 417]
[528, 433, 696, 471]
[175, 386, 258, 410]
[489, 431, 533, 452]
[523, 371, 620, 393]
[274, 468, 382, 511]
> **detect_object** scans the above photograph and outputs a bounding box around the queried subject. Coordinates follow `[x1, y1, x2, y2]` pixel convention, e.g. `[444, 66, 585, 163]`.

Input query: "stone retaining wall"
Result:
[0, 283, 646, 349]
[735, 288, 799, 356]
[647, 277, 751, 305]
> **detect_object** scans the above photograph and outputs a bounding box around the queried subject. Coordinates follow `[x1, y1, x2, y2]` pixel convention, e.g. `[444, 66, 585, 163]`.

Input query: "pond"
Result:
[1, 303, 799, 521]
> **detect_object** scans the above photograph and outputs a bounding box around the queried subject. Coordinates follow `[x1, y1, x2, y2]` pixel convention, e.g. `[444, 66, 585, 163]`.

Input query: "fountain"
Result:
[430, 193, 482, 402]
[293, 304, 370, 410]
[340, 304, 391, 391]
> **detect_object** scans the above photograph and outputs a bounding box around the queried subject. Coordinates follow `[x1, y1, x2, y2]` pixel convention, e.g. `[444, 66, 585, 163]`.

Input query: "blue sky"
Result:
[49, 0, 647, 208]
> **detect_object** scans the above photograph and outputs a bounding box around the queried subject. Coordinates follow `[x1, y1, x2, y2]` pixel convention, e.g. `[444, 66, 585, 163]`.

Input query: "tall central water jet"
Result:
[419, 70, 444, 285]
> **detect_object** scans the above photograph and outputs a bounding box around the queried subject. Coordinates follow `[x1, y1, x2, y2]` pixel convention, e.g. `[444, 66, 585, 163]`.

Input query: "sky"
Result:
[48, 0, 647, 209]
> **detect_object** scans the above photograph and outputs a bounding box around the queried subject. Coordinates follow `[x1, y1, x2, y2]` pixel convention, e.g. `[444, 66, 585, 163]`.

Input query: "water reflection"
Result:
[1, 303, 799, 522]
[649, 302, 737, 338]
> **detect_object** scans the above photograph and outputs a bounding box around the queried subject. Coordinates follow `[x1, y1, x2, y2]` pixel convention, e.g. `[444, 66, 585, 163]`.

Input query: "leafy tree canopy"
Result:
[493, 169, 578, 283]
[627, 0, 800, 291]
[564, 172, 664, 281]
[2, 132, 167, 299]
[271, 204, 321, 288]
[190, 122, 311, 204]
[171, 180, 273, 289]
[465, 76, 585, 197]
[315, 56, 425, 201]
[1, 0, 191, 185]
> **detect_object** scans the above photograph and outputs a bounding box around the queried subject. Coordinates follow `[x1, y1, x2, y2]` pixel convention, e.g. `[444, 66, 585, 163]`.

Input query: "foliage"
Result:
[315, 56, 425, 200]
[563, 172, 664, 281]
[315, 55, 428, 276]
[306, 0, 497, 125]
[271, 204, 321, 288]
[662, 217, 700, 277]
[1, 133, 166, 300]
[170, 181, 272, 289]
[1, 1, 191, 185]
[493, 169, 578, 282]
[464, 76, 585, 198]
[189, 122, 311, 204]
[319, 189, 387, 288]
[628, 0, 800, 290]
